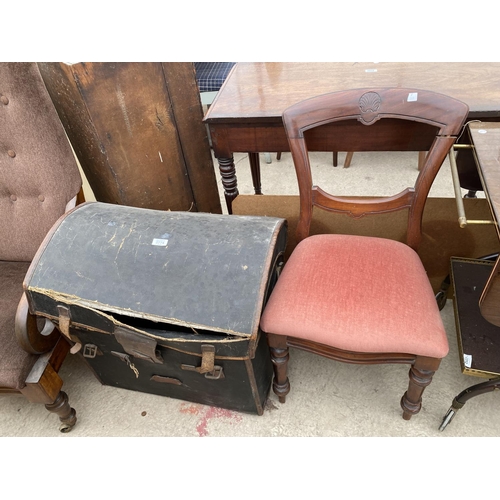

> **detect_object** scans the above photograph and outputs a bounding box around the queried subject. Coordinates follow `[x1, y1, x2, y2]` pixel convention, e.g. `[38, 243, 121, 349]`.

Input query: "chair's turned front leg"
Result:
[401, 356, 441, 420]
[267, 333, 290, 403]
[45, 390, 77, 433]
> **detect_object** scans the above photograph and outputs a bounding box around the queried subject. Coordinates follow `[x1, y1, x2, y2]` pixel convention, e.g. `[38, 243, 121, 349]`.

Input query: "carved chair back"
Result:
[282, 88, 469, 250]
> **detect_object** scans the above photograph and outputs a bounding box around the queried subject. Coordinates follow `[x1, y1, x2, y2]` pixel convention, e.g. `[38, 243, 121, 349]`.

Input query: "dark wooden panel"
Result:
[38, 62, 222, 213]
[451, 258, 500, 377]
[161, 63, 222, 213]
[37, 63, 121, 203]
[211, 120, 439, 156]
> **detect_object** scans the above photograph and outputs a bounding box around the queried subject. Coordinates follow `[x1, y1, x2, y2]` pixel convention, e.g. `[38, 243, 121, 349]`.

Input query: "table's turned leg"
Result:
[248, 153, 263, 195]
[217, 156, 238, 214]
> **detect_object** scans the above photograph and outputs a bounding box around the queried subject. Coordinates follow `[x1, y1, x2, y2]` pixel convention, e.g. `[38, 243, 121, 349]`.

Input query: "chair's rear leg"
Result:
[435, 275, 451, 311]
[401, 356, 441, 420]
[464, 190, 477, 198]
[344, 152, 354, 168]
[267, 333, 290, 403]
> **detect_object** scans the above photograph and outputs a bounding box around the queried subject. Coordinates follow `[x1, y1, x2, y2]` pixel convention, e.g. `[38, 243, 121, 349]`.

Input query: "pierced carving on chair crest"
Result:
[358, 92, 381, 124]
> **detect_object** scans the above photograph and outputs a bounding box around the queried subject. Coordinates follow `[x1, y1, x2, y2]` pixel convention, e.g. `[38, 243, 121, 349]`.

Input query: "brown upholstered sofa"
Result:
[0, 62, 82, 432]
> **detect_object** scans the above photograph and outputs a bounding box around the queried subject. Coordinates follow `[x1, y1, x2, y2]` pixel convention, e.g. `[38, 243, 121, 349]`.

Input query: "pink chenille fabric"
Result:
[260, 234, 449, 359]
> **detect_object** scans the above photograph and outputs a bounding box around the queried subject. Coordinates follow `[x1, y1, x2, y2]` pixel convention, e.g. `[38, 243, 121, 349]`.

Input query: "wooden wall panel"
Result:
[38, 62, 222, 214]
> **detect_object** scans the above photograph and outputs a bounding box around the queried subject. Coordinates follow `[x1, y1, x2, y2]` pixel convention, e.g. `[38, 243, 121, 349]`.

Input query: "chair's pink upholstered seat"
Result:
[0, 261, 37, 390]
[260, 234, 449, 359]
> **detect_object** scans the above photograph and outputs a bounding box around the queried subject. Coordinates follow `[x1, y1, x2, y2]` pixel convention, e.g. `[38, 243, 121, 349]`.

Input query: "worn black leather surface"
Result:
[27, 202, 286, 337]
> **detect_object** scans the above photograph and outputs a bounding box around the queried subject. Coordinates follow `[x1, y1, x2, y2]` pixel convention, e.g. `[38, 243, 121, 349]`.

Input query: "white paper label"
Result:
[152, 238, 169, 247]
[365, 69, 377, 73]
[407, 92, 418, 102]
[478, 129, 488, 134]
[463, 353, 472, 368]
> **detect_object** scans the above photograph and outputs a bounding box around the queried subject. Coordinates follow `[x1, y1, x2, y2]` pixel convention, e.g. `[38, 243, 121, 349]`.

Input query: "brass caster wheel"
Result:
[59, 422, 74, 433]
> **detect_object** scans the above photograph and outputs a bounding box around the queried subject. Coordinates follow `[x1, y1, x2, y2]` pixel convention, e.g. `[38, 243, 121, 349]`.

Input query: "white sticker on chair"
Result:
[407, 93, 418, 102]
[463, 353, 472, 368]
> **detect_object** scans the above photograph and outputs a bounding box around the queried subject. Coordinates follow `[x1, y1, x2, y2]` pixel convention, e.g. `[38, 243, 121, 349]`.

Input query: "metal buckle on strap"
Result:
[181, 345, 225, 380]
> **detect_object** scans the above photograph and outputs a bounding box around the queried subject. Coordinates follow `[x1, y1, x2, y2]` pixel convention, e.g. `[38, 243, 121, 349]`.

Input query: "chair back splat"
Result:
[261, 87, 469, 422]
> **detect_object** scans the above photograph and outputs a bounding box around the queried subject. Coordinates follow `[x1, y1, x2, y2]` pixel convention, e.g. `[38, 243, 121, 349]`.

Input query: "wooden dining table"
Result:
[204, 62, 500, 213]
